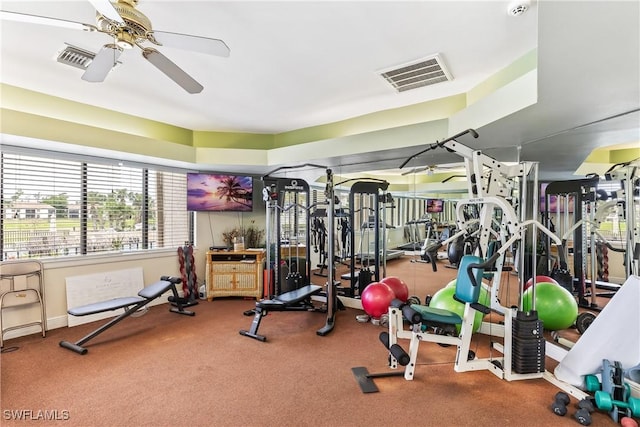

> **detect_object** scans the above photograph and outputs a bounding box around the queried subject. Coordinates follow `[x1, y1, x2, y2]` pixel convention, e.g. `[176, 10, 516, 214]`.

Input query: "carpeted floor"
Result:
[0, 256, 617, 426]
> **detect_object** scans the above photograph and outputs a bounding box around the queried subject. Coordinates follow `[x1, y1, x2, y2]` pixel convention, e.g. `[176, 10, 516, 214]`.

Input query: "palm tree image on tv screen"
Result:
[186, 173, 253, 212]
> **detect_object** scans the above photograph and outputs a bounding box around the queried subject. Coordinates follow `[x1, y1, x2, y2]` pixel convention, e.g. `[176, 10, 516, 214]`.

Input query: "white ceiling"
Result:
[1, 0, 639, 183]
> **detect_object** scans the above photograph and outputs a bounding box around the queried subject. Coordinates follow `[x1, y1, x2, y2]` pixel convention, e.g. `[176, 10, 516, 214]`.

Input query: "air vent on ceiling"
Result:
[380, 54, 452, 93]
[56, 44, 96, 70]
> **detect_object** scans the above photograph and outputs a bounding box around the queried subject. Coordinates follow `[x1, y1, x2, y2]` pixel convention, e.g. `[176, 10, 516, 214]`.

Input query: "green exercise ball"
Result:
[429, 283, 490, 333]
[445, 278, 458, 288]
[522, 282, 578, 331]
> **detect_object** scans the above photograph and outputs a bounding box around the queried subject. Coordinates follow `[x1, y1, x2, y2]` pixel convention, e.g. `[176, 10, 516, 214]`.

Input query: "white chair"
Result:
[0, 260, 46, 348]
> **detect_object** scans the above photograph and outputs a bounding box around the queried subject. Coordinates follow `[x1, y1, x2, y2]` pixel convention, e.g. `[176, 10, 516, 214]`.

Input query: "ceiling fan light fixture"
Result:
[96, 0, 151, 41]
[7, 0, 228, 93]
[115, 30, 136, 49]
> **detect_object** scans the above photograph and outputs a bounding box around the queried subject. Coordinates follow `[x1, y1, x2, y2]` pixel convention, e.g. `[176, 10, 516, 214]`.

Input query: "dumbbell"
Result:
[551, 391, 570, 416]
[595, 390, 640, 418]
[574, 398, 595, 426]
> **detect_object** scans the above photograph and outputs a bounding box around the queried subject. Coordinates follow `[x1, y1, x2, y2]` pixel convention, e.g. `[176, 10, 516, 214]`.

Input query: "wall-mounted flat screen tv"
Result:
[187, 173, 253, 212]
[425, 198, 444, 213]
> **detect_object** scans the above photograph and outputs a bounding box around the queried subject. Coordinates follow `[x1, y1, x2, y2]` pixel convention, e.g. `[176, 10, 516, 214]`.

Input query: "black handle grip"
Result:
[424, 242, 442, 272]
[557, 241, 569, 270]
[602, 241, 626, 253]
[466, 252, 500, 288]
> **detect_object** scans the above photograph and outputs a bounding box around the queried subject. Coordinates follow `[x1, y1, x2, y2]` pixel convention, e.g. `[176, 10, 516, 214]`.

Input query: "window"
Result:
[1, 148, 192, 260]
[595, 180, 627, 243]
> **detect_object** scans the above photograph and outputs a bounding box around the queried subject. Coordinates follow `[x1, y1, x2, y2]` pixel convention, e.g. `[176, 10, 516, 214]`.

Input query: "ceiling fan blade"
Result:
[142, 48, 203, 94]
[87, 0, 124, 25]
[150, 30, 230, 57]
[401, 166, 428, 176]
[82, 44, 122, 83]
[0, 10, 95, 31]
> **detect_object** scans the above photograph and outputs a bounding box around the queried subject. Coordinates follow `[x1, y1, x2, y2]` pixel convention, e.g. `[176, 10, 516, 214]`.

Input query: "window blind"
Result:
[1, 148, 192, 260]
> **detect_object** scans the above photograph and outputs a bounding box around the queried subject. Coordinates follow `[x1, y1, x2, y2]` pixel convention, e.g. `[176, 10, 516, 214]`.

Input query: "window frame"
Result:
[1, 144, 194, 261]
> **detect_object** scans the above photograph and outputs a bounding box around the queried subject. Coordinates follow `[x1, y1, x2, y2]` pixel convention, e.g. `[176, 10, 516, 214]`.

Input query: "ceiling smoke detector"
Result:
[507, 0, 530, 17]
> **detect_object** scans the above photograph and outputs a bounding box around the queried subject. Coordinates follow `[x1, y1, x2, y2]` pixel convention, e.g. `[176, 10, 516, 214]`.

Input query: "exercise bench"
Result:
[239, 284, 323, 342]
[59, 276, 194, 355]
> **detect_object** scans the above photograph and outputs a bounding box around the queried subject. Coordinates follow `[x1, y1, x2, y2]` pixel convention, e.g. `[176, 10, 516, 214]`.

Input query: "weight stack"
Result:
[511, 310, 545, 374]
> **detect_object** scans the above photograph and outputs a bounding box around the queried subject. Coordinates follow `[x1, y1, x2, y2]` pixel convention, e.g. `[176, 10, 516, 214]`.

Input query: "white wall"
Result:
[2, 208, 271, 343]
[2, 250, 188, 341]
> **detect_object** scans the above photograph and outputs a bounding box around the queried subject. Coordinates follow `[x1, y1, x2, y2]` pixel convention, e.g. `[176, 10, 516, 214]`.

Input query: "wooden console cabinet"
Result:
[205, 250, 265, 301]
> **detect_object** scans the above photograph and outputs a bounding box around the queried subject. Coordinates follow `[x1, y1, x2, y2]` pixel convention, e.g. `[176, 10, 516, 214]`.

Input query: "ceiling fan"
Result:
[0, 0, 230, 94]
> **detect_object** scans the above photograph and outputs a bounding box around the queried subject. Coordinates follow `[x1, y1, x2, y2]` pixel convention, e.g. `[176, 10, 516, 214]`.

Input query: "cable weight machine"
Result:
[261, 172, 313, 297]
[395, 128, 569, 381]
[262, 165, 347, 337]
[241, 164, 343, 341]
[345, 179, 391, 297]
[317, 168, 342, 336]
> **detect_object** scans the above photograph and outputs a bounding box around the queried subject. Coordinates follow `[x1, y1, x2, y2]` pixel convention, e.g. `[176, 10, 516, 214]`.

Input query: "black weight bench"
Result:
[59, 276, 195, 355]
[239, 284, 323, 342]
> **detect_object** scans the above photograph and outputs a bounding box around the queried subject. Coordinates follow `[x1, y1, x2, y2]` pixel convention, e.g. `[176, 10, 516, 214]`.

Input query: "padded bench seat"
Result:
[410, 304, 462, 325]
[137, 280, 174, 299]
[275, 284, 322, 304]
[341, 271, 358, 280]
[67, 280, 175, 317]
[68, 297, 144, 317]
[256, 285, 322, 310]
[60, 277, 193, 355]
[240, 284, 324, 342]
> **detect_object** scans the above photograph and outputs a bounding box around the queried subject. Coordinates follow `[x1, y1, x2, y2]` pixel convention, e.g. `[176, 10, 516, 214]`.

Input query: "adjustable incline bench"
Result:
[239, 284, 323, 342]
[60, 276, 194, 355]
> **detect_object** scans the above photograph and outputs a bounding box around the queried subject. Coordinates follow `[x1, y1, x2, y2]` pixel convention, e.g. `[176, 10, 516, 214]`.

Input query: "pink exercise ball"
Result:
[524, 275, 559, 291]
[380, 276, 409, 302]
[361, 282, 395, 319]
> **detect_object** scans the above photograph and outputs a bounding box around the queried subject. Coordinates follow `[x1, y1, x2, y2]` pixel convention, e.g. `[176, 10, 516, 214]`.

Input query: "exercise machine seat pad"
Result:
[256, 284, 322, 310]
[256, 300, 286, 310]
[277, 284, 322, 303]
[67, 280, 173, 316]
[410, 304, 462, 325]
[67, 297, 144, 316]
[137, 280, 173, 299]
